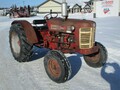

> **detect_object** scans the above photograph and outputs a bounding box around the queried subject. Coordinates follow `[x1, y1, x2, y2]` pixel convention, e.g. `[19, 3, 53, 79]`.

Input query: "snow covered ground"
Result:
[0, 15, 120, 90]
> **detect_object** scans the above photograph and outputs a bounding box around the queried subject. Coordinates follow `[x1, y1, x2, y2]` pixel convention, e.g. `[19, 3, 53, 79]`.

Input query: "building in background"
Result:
[69, 4, 82, 13]
[0, 8, 10, 16]
[37, 0, 120, 18]
[0, 9, 4, 16]
[94, 0, 120, 17]
[37, 0, 83, 14]
[37, 0, 62, 13]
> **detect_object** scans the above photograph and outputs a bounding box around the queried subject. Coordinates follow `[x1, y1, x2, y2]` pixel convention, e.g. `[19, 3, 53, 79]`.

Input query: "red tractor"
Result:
[9, 2, 107, 83]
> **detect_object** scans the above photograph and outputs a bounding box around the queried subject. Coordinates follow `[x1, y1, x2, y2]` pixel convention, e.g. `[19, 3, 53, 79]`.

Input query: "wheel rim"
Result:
[48, 59, 61, 78]
[11, 31, 21, 55]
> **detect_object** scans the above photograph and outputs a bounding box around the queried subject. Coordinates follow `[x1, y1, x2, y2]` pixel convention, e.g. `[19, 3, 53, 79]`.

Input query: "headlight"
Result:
[66, 25, 75, 33]
[71, 25, 75, 31]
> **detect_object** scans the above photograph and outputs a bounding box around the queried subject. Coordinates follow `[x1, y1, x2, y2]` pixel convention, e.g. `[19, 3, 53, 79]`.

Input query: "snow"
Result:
[0, 14, 120, 90]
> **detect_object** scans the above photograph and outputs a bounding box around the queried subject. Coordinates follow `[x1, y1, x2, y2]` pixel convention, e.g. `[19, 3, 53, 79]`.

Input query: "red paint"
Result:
[35, 18, 97, 55]
[12, 17, 98, 55]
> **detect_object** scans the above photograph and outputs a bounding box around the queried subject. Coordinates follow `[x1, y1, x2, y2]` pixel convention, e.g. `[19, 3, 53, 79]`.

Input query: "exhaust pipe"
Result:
[62, 0, 68, 18]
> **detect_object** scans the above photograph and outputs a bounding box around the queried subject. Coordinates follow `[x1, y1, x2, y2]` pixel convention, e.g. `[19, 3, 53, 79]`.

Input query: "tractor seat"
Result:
[33, 19, 48, 30]
[33, 19, 46, 24]
[33, 26, 48, 30]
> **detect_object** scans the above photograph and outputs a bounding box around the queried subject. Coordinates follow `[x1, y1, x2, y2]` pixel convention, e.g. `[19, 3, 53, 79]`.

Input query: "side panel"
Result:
[12, 20, 38, 44]
[47, 18, 97, 55]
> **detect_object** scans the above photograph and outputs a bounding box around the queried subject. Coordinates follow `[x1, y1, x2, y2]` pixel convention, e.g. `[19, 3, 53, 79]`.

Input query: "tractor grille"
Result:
[79, 28, 95, 49]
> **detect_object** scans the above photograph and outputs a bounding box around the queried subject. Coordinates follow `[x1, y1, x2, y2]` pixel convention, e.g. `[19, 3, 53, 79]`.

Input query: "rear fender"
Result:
[12, 20, 38, 44]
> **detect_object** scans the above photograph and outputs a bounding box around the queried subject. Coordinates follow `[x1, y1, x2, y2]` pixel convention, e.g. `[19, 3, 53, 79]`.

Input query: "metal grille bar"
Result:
[79, 28, 95, 49]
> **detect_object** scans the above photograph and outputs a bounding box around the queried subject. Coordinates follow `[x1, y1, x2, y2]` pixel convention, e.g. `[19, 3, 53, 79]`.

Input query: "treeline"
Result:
[0, 8, 9, 10]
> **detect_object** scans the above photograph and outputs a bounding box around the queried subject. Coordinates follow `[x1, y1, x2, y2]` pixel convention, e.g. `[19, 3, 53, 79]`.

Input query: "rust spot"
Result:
[48, 59, 61, 78]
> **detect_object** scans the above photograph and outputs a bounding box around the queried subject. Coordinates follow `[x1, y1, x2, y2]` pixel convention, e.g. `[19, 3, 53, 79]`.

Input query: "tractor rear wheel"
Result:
[83, 42, 108, 68]
[44, 50, 71, 83]
[9, 24, 33, 62]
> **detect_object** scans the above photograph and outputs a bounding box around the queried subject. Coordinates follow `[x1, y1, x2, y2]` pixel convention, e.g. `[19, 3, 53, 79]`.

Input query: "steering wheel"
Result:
[44, 12, 58, 20]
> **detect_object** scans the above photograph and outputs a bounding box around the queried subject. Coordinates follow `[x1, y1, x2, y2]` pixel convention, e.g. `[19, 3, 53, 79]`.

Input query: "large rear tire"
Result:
[9, 24, 33, 62]
[83, 42, 108, 68]
[44, 50, 71, 83]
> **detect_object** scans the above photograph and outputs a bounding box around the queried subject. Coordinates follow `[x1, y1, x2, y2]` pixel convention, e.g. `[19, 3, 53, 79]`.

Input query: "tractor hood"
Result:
[47, 18, 96, 33]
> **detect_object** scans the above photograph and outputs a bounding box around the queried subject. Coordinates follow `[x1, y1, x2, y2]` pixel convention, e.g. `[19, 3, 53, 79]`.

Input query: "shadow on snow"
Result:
[68, 53, 82, 80]
[101, 62, 120, 90]
[30, 46, 49, 61]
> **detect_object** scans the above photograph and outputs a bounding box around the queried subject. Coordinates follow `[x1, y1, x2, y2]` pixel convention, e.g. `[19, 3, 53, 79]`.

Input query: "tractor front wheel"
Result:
[83, 42, 108, 68]
[9, 24, 33, 62]
[44, 50, 71, 83]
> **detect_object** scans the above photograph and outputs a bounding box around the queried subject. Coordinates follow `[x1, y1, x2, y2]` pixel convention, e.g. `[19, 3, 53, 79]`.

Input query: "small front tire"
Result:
[44, 50, 71, 83]
[83, 42, 108, 68]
